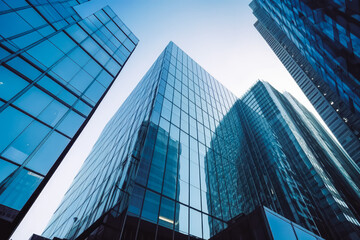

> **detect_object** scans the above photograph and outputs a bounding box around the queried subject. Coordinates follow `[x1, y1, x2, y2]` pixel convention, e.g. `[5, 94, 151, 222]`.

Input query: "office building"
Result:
[243, 81, 360, 239]
[0, 0, 138, 238]
[250, 0, 360, 167]
[41, 43, 360, 240]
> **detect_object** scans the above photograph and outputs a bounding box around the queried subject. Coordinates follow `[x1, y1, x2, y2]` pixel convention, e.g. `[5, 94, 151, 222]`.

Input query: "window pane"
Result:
[294, 226, 317, 240]
[0, 107, 32, 152]
[57, 110, 85, 137]
[26, 131, 70, 175]
[175, 203, 188, 234]
[0, 169, 43, 210]
[266, 210, 297, 240]
[2, 120, 50, 164]
[0, 12, 31, 38]
[38, 100, 69, 127]
[190, 208, 202, 238]
[159, 197, 175, 229]
[0, 66, 29, 101]
[26, 40, 64, 68]
[141, 190, 160, 223]
[128, 185, 145, 216]
[14, 86, 53, 116]
[0, 160, 17, 183]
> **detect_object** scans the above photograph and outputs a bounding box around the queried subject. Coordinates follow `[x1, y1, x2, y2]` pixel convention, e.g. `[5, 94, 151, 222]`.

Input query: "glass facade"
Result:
[43, 43, 359, 240]
[242, 81, 360, 240]
[0, 0, 138, 238]
[250, 0, 360, 168]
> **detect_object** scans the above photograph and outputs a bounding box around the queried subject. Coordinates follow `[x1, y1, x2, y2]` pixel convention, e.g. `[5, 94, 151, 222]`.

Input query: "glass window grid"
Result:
[0, 0, 138, 227]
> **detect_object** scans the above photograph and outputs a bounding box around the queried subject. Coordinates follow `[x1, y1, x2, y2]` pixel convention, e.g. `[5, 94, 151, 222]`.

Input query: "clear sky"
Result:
[11, 1, 323, 239]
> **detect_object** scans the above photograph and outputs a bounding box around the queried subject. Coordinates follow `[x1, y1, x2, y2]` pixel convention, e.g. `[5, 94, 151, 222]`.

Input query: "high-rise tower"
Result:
[250, 0, 360, 167]
[0, 1, 137, 238]
[42, 43, 359, 240]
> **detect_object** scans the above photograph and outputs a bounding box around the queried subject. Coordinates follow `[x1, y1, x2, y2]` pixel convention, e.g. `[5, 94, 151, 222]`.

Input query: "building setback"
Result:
[250, 0, 360, 167]
[0, 0, 138, 238]
[42, 43, 360, 240]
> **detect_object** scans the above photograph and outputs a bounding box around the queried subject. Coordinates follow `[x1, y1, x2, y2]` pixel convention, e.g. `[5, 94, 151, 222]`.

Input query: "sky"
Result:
[11, 1, 324, 239]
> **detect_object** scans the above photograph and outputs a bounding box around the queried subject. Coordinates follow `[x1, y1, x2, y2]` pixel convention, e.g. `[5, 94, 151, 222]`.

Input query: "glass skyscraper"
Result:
[42, 42, 360, 240]
[0, 0, 138, 238]
[243, 81, 360, 240]
[250, 0, 360, 168]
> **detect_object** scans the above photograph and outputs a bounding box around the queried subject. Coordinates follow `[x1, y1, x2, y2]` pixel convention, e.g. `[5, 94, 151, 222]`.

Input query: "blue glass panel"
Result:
[96, 70, 112, 87]
[0, 169, 43, 210]
[2, 120, 50, 164]
[128, 185, 145, 216]
[26, 40, 64, 68]
[74, 100, 92, 116]
[84, 81, 105, 103]
[0, 107, 32, 152]
[18, 8, 46, 28]
[26, 131, 70, 175]
[68, 47, 90, 67]
[14, 86, 53, 116]
[6, 57, 41, 80]
[65, 24, 87, 43]
[202, 214, 211, 239]
[175, 202, 188, 234]
[57, 110, 85, 137]
[0, 12, 31, 38]
[294, 226, 317, 240]
[69, 69, 93, 92]
[0, 160, 17, 183]
[141, 190, 160, 223]
[265, 210, 297, 240]
[0, 66, 29, 101]
[159, 197, 175, 228]
[51, 57, 81, 83]
[189, 208, 202, 238]
[49, 32, 76, 53]
[38, 100, 68, 126]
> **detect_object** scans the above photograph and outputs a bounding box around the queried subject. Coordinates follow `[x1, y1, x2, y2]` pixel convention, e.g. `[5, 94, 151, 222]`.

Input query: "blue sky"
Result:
[12, 1, 321, 239]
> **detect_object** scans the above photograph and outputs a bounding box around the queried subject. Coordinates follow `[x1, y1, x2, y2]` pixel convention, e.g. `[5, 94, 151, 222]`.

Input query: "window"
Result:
[128, 185, 145, 216]
[26, 131, 70, 175]
[57, 110, 85, 137]
[2, 120, 50, 164]
[141, 190, 160, 223]
[265, 210, 297, 240]
[38, 100, 68, 126]
[14, 86, 53, 116]
[0, 11, 31, 38]
[0, 159, 17, 183]
[84, 80, 105, 103]
[0, 66, 29, 101]
[175, 203, 188, 234]
[159, 197, 175, 228]
[189, 208, 202, 238]
[0, 107, 32, 152]
[18, 8, 46, 28]
[0, 169, 43, 210]
[26, 40, 64, 68]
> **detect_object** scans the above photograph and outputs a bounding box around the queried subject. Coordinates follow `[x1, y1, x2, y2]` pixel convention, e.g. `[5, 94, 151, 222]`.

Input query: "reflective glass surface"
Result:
[0, 0, 137, 235]
[43, 43, 359, 240]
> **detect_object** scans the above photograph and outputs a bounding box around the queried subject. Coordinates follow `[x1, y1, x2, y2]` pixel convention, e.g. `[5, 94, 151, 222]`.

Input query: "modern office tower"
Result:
[42, 42, 359, 240]
[0, 0, 138, 238]
[250, 0, 360, 167]
[242, 81, 360, 240]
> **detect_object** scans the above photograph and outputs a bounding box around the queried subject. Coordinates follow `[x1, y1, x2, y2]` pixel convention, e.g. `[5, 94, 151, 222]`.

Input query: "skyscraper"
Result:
[242, 81, 360, 240]
[0, 0, 138, 238]
[250, 0, 360, 167]
[42, 43, 360, 240]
